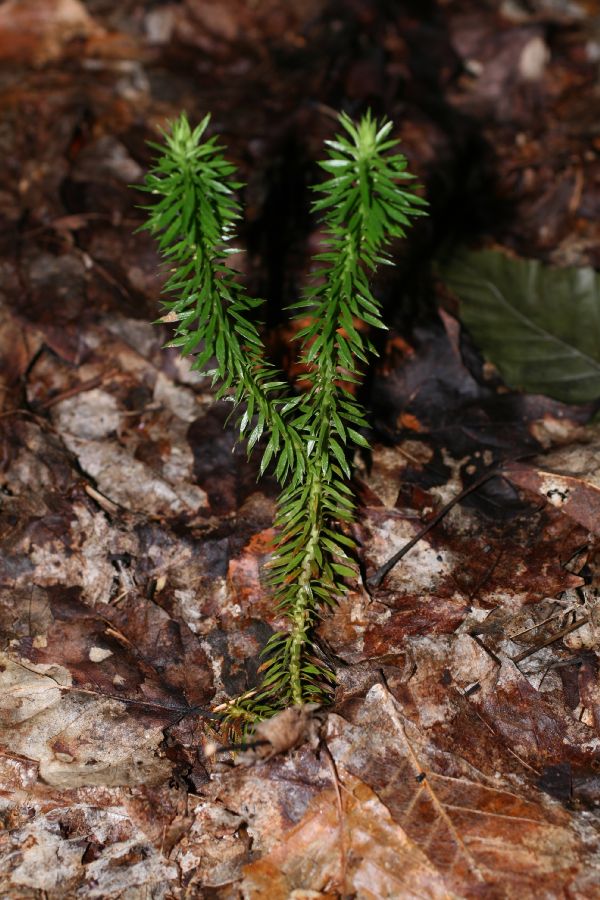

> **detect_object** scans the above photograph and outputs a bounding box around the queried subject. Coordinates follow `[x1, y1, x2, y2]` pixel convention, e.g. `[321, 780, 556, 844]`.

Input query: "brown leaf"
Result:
[505, 430, 600, 534]
[19, 590, 213, 710]
[234, 705, 320, 764]
[389, 633, 600, 775]
[0, 0, 102, 65]
[326, 685, 598, 897]
[0, 299, 44, 412]
[320, 503, 585, 666]
[240, 774, 450, 899]
[0, 783, 180, 896]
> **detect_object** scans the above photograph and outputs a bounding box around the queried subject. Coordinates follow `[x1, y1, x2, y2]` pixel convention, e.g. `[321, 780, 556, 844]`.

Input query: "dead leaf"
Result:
[326, 685, 598, 898]
[0, 0, 102, 65]
[233, 705, 320, 764]
[505, 430, 600, 534]
[240, 773, 450, 899]
[0, 652, 172, 787]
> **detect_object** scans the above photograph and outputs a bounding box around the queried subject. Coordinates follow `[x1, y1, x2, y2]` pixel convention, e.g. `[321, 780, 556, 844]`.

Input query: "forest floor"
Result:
[1, 0, 600, 897]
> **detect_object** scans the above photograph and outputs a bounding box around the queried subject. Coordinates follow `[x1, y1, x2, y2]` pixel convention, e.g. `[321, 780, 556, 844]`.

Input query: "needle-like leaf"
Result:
[140, 109, 426, 720]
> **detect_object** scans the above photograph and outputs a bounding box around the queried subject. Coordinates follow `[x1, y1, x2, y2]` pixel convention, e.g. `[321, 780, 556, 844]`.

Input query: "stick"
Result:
[366, 466, 504, 590]
[511, 616, 588, 664]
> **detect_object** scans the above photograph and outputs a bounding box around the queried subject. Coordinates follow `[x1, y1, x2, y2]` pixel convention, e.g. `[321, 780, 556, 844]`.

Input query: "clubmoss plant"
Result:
[140, 110, 426, 722]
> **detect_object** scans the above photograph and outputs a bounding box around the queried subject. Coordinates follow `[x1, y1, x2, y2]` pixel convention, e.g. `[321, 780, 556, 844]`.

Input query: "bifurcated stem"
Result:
[140, 110, 426, 720]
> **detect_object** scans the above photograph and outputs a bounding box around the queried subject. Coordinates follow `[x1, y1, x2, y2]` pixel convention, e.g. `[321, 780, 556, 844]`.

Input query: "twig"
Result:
[40, 368, 119, 409]
[83, 483, 121, 515]
[0, 408, 42, 421]
[320, 741, 347, 895]
[470, 632, 503, 667]
[508, 607, 574, 641]
[366, 466, 505, 590]
[511, 616, 588, 664]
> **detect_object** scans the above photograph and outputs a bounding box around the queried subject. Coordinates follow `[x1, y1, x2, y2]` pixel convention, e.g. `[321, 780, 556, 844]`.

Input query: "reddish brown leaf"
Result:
[241, 775, 449, 899]
[327, 685, 597, 898]
[505, 433, 600, 535]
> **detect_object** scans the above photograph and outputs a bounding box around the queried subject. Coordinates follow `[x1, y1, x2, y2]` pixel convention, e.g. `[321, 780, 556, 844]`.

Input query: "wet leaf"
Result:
[0, 0, 101, 65]
[439, 248, 600, 403]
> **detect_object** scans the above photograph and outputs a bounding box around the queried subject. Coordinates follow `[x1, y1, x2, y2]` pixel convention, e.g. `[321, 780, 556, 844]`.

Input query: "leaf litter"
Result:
[1, 0, 600, 896]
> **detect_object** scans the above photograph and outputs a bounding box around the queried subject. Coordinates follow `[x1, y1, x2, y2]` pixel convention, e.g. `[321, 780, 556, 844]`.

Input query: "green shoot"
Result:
[140, 110, 426, 720]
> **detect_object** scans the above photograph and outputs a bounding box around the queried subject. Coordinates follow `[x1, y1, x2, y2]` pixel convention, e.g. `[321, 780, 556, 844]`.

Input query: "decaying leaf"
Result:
[0, 0, 101, 65]
[232, 704, 321, 764]
[325, 684, 600, 898]
[0, 651, 173, 787]
[0, 782, 182, 897]
[240, 773, 450, 899]
[505, 426, 600, 534]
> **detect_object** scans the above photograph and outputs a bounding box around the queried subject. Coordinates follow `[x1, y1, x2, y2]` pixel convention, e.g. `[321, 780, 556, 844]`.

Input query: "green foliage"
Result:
[141, 110, 425, 718]
[140, 114, 305, 483]
[439, 248, 600, 404]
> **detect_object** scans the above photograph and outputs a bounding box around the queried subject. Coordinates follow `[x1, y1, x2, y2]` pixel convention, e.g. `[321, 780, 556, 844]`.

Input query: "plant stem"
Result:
[288, 470, 322, 704]
[141, 111, 426, 720]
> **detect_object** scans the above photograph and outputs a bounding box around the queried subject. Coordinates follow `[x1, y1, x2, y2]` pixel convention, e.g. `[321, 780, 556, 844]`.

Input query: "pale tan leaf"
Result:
[0, 653, 171, 788]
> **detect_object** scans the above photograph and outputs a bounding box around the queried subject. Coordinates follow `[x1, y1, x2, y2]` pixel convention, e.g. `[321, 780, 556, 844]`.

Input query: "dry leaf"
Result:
[234, 705, 320, 764]
[0, 652, 172, 787]
[0, 0, 101, 65]
[505, 430, 600, 534]
[240, 773, 450, 899]
[326, 685, 599, 898]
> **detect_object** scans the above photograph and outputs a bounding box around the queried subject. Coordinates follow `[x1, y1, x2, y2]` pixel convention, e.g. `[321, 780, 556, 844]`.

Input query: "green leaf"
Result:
[331, 562, 356, 578]
[347, 426, 370, 448]
[439, 248, 600, 404]
[329, 438, 350, 478]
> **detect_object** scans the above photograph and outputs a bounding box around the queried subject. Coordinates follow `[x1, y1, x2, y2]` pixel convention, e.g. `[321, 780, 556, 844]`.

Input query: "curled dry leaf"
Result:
[233, 704, 321, 765]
